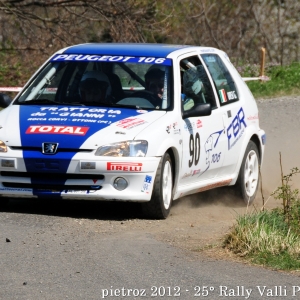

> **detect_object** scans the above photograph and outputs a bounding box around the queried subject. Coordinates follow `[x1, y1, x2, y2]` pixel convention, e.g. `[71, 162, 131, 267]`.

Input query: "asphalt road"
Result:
[1, 96, 300, 300]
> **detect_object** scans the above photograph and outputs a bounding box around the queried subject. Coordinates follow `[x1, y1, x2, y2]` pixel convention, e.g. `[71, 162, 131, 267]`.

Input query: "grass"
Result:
[224, 210, 300, 270]
[224, 164, 300, 271]
[238, 61, 300, 99]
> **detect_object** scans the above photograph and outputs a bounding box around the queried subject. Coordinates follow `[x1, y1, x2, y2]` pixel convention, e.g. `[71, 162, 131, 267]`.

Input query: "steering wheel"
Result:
[131, 90, 161, 108]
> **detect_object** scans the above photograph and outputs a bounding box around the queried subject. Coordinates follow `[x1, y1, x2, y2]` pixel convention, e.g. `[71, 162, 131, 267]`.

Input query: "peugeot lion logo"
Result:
[42, 143, 59, 155]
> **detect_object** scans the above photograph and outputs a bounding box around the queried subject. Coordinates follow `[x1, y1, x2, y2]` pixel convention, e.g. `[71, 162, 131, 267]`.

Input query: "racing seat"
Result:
[106, 73, 125, 102]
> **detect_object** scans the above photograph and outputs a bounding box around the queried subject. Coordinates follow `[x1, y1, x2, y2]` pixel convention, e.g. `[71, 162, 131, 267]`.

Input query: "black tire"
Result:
[237, 140, 260, 205]
[142, 153, 173, 219]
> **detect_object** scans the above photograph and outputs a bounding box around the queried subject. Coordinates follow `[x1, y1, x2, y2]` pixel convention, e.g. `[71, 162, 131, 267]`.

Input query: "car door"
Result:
[200, 52, 246, 177]
[178, 54, 228, 185]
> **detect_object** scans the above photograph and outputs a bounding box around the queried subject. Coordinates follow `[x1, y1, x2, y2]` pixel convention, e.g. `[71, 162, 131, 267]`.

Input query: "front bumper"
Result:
[0, 153, 161, 202]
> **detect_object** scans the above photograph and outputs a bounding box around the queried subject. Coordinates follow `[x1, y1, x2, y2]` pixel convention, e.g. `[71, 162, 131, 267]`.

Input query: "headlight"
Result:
[0, 140, 7, 152]
[95, 140, 148, 157]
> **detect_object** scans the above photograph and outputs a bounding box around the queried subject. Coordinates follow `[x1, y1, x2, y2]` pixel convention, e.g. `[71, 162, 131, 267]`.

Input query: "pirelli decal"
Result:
[107, 162, 143, 172]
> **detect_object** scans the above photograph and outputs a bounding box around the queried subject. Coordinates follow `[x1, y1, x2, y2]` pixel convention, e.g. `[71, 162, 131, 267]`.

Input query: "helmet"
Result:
[79, 71, 111, 102]
[145, 67, 165, 90]
[145, 64, 165, 78]
[146, 64, 166, 73]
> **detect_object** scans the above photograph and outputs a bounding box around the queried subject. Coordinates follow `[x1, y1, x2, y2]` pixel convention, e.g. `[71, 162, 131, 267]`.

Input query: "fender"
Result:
[230, 123, 265, 185]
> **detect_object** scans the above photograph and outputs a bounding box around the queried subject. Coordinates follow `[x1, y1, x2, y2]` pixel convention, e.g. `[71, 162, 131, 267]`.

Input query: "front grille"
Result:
[1, 171, 104, 180]
[9, 146, 93, 153]
[3, 182, 101, 190]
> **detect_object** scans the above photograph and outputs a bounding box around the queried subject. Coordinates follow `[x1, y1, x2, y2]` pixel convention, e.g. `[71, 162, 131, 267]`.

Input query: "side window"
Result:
[201, 54, 239, 105]
[180, 56, 216, 111]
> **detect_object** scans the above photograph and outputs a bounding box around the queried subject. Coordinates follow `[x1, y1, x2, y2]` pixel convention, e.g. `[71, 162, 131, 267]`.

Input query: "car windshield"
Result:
[15, 54, 173, 110]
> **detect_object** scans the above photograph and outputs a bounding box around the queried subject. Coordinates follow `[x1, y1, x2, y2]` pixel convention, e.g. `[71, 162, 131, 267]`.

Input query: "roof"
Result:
[63, 43, 192, 58]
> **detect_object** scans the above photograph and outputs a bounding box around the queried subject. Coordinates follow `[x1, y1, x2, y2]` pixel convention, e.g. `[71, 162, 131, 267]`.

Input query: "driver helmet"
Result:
[144, 67, 165, 99]
[79, 71, 111, 102]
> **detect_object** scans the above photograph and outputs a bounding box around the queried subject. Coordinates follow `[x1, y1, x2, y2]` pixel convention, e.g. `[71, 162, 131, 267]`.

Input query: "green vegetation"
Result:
[0, 52, 30, 87]
[238, 61, 300, 99]
[224, 164, 300, 271]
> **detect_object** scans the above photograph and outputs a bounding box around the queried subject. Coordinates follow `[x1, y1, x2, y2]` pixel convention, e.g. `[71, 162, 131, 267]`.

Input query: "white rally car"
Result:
[0, 43, 266, 219]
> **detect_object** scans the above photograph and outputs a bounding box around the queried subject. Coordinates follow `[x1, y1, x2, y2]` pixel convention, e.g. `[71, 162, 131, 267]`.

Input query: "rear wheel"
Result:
[142, 152, 173, 219]
[237, 140, 260, 205]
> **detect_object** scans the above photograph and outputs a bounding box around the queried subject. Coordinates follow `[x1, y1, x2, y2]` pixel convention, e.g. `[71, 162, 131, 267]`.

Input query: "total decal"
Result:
[227, 107, 247, 150]
[26, 125, 89, 135]
[51, 54, 172, 66]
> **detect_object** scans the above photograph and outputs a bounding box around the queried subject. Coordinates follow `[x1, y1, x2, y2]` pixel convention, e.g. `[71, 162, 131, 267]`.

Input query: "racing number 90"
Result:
[189, 133, 200, 167]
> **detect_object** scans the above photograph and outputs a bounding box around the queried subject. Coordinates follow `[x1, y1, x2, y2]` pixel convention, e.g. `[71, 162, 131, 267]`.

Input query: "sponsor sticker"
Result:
[107, 162, 143, 172]
[26, 125, 89, 135]
[166, 124, 173, 134]
[141, 175, 152, 193]
[247, 114, 259, 121]
[227, 107, 247, 150]
[116, 118, 146, 129]
[196, 119, 202, 128]
[227, 91, 238, 100]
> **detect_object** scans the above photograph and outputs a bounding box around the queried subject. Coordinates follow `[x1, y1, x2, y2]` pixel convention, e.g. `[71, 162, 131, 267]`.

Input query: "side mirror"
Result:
[182, 103, 211, 119]
[0, 93, 12, 108]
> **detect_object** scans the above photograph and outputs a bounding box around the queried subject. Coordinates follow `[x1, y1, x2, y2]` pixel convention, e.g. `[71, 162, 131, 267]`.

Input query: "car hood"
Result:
[0, 105, 166, 149]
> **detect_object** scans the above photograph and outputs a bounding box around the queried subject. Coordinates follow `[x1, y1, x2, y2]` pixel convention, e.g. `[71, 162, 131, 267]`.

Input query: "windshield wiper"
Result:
[21, 99, 61, 105]
[20, 99, 85, 106]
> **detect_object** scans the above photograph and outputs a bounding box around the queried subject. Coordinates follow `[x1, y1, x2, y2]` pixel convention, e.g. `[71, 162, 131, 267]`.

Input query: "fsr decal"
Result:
[227, 107, 247, 150]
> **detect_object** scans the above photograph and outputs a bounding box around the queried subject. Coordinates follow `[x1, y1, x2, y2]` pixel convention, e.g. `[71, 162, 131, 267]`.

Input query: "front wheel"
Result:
[141, 153, 173, 219]
[237, 140, 260, 205]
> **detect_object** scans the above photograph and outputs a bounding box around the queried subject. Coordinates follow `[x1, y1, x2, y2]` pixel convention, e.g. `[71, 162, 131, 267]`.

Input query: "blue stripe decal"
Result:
[19, 105, 143, 197]
[63, 43, 189, 57]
